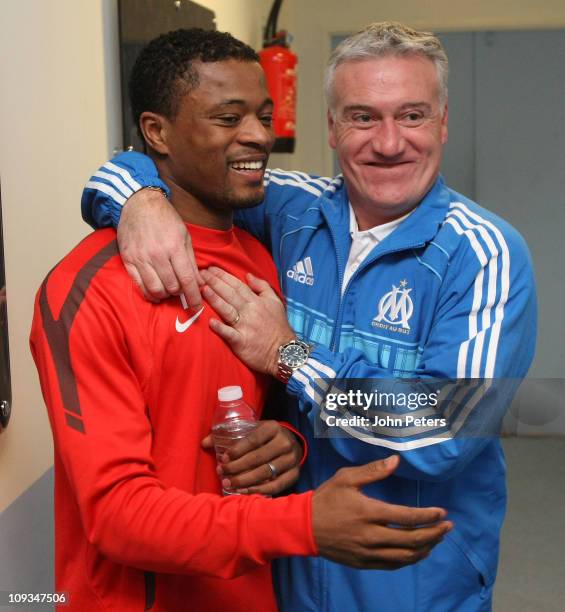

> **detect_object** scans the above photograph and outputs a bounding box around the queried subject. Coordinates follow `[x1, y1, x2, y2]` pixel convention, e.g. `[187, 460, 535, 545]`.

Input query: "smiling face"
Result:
[328, 54, 448, 229]
[151, 59, 274, 222]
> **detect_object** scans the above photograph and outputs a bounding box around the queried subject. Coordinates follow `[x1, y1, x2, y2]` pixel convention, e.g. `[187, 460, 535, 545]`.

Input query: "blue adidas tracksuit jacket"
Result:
[83, 152, 537, 612]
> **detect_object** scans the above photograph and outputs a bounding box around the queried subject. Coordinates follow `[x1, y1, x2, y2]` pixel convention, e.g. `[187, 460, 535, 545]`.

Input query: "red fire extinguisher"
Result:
[259, 1, 296, 153]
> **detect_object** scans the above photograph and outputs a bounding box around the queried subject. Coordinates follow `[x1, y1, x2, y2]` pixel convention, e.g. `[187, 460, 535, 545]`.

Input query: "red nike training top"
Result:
[30, 225, 316, 611]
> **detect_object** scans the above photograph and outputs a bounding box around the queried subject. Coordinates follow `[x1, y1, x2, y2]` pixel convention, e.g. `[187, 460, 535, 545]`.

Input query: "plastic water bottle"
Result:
[212, 386, 257, 495]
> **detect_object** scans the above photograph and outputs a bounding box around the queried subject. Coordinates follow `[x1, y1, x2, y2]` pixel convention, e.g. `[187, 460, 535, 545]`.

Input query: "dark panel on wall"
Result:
[437, 32, 476, 199]
[118, 0, 216, 150]
[474, 29, 565, 381]
[0, 184, 11, 433]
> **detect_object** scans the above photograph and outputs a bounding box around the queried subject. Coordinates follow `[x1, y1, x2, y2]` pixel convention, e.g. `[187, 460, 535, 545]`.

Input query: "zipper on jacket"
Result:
[325, 219, 346, 352]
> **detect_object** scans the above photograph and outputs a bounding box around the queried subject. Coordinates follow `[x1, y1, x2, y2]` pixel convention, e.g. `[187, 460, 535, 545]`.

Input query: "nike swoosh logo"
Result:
[175, 306, 205, 333]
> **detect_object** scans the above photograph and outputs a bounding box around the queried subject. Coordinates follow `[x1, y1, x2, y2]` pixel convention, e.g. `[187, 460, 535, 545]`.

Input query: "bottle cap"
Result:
[218, 385, 243, 401]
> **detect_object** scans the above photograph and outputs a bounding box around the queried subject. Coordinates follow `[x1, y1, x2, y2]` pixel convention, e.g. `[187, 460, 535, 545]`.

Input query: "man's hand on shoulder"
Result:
[118, 188, 203, 310]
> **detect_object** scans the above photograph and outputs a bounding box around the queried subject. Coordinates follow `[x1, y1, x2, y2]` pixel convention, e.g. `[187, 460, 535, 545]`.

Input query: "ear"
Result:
[139, 111, 170, 155]
[327, 108, 337, 150]
[440, 102, 448, 145]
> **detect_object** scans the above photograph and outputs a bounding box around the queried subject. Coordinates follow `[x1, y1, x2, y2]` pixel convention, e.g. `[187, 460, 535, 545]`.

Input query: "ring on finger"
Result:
[266, 461, 278, 479]
[230, 311, 240, 326]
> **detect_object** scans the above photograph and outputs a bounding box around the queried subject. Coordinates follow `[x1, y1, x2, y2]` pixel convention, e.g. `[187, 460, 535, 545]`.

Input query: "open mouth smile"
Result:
[228, 159, 267, 184]
[229, 160, 265, 171]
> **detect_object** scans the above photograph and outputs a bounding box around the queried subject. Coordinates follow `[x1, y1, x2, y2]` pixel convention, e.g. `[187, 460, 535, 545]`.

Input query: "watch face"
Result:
[281, 343, 308, 368]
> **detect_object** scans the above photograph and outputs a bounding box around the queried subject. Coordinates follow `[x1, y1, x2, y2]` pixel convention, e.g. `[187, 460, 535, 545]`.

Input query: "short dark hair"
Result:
[129, 28, 259, 134]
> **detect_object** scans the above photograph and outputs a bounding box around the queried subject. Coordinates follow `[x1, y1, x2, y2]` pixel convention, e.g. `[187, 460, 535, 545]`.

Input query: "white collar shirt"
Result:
[342, 203, 413, 294]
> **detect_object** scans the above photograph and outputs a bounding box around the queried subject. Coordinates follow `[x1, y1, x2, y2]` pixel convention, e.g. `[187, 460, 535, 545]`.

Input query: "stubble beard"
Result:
[220, 184, 265, 211]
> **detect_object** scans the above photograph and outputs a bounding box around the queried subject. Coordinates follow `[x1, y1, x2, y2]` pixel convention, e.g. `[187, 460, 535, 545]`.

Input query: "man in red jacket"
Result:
[30, 29, 451, 611]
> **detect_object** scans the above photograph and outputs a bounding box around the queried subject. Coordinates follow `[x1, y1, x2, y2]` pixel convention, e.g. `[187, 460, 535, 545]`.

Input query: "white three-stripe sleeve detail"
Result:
[292, 369, 323, 405]
[307, 358, 337, 379]
[92, 171, 134, 199]
[448, 209, 502, 377]
[266, 174, 323, 197]
[279, 169, 332, 184]
[444, 217, 487, 377]
[269, 169, 332, 190]
[448, 380, 493, 436]
[449, 209, 500, 334]
[85, 181, 127, 206]
[300, 364, 330, 392]
[332, 424, 451, 451]
[451, 203, 511, 378]
[103, 161, 143, 191]
[470, 330, 487, 378]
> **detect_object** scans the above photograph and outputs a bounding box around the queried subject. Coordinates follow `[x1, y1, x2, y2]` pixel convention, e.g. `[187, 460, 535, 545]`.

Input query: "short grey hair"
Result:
[324, 21, 448, 112]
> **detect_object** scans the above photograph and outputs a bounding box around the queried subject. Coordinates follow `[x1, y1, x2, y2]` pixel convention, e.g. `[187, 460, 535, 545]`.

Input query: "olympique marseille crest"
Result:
[372, 280, 414, 335]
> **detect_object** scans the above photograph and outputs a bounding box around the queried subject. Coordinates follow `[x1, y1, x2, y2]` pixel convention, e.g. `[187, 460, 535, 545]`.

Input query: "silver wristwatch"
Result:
[276, 339, 313, 384]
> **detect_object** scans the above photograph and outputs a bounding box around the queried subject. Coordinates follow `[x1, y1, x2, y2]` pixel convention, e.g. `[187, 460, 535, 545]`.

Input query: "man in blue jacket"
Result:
[82, 21, 536, 612]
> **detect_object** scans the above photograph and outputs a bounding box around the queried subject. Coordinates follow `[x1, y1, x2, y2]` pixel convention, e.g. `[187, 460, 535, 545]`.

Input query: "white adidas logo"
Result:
[287, 257, 314, 286]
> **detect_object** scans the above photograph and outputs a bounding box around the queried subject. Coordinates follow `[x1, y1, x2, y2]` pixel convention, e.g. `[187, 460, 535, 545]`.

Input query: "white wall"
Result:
[0, 0, 112, 513]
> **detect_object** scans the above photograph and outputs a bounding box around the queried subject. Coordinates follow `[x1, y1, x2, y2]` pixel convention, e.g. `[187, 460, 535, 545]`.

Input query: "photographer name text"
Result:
[325, 414, 447, 428]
